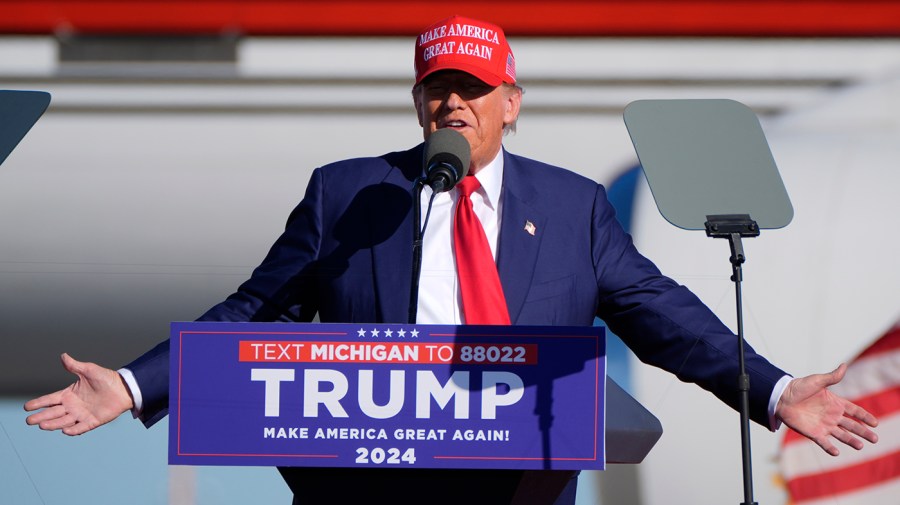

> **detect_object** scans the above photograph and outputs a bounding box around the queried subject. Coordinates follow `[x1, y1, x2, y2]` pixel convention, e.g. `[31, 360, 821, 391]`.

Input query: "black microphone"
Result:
[423, 128, 470, 193]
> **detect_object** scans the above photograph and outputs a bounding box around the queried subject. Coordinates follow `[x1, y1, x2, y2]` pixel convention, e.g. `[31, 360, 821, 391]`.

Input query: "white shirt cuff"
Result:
[117, 367, 144, 418]
[767, 374, 793, 431]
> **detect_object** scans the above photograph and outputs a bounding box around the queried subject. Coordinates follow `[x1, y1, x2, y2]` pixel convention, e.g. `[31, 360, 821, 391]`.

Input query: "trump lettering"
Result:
[250, 368, 524, 420]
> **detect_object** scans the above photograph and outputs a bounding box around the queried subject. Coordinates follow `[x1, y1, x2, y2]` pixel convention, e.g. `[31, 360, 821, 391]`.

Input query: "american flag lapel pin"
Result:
[524, 220, 536, 236]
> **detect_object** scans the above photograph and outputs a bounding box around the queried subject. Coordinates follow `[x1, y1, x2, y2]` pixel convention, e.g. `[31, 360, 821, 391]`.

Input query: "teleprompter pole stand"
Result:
[704, 213, 760, 505]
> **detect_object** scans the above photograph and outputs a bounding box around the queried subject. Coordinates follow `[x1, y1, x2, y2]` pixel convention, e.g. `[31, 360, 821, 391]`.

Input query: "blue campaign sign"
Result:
[169, 322, 605, 471]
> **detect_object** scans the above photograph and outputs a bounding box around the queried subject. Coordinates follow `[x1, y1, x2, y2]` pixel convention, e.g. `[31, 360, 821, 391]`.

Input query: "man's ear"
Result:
[413, 90, 424, 127]
[504, 87, 522, 126]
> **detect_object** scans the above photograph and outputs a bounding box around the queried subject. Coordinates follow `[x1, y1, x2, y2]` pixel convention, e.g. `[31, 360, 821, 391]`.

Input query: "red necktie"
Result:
[453, 176, 511, 325]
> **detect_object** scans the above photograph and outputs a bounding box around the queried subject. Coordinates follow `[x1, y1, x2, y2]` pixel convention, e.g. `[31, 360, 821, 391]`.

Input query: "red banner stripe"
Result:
[786, 449, 900, 502]
[237, 340, 540, 365]
[856, 326, 900, 360]
[4, 1, 900, 36]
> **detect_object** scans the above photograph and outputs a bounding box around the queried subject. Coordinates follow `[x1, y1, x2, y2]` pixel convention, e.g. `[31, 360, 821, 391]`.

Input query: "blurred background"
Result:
[1, 2, 898, 504]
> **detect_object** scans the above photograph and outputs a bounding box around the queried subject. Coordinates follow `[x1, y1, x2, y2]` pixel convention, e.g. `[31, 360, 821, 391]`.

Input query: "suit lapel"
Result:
[497, 151, 546, 324]
[371, 146, 422, 323]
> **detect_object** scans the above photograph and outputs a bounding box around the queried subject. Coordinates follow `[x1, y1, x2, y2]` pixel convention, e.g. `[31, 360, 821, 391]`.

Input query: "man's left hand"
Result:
[776, 363, 879, 456]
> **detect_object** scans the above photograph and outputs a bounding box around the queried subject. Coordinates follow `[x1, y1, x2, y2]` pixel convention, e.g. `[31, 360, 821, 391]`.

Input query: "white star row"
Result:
[356, 327, 420, 338]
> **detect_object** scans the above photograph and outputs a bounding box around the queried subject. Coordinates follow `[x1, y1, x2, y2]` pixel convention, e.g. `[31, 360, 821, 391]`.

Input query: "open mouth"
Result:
[442, 120, 468, 129]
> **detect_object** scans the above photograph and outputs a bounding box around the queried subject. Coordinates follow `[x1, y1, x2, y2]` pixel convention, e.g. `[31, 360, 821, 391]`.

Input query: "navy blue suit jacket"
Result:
[126, 144, 785, 501]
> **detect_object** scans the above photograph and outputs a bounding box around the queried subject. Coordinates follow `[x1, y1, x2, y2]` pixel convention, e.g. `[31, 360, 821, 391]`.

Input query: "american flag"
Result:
[779, 321, 900, 504]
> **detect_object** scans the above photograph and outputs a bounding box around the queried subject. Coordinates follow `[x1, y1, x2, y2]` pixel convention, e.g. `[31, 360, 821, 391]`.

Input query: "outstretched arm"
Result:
[776, 363, 879, 456]
[24, 353, 134, 436]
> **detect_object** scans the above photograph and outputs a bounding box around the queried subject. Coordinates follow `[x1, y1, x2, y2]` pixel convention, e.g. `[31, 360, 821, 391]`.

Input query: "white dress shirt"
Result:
[416, 148, 504, 325]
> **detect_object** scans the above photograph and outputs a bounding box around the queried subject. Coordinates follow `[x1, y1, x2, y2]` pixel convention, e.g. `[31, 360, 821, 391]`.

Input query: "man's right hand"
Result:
[24, 353, 134, 436]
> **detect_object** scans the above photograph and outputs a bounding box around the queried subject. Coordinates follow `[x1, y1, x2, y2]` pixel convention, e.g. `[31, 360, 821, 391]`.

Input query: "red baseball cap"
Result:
[414, 15, 516, 87]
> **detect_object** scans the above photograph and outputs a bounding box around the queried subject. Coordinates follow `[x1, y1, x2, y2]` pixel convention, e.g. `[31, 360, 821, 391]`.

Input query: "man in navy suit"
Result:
[26, 15, 878, 504]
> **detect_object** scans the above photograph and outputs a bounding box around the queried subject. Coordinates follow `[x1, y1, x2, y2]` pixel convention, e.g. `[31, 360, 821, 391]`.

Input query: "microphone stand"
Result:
[704, 213, 760, 505]
[408, 178, 427, 324]
[409, 129, 469, 324]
